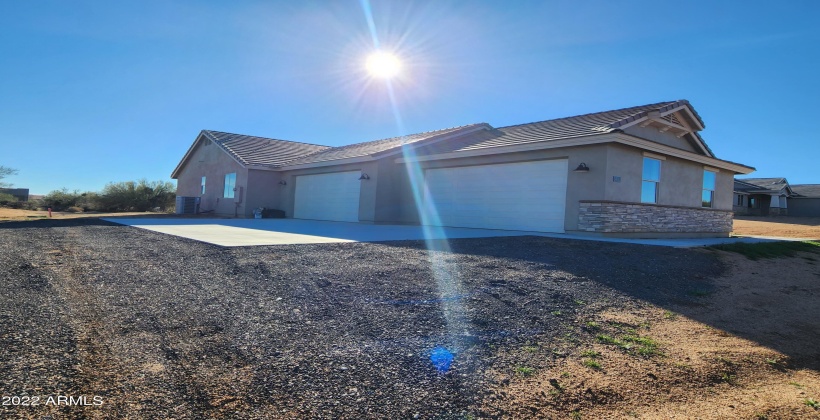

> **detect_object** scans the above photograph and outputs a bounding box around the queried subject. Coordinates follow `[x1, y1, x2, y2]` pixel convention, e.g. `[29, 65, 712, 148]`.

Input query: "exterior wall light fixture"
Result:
[573, 163, 590, 172]
[278, 180, 287, 185]
[359, 173, 371, 180]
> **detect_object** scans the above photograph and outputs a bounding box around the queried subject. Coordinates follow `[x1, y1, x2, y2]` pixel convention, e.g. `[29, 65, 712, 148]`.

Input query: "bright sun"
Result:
[365, 51, 401, 79]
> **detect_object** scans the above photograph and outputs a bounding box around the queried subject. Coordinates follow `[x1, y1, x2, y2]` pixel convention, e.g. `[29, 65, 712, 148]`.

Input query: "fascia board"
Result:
[278, 155, 375, 171]
[171, 131, 250, 178]
[615, 110, 712, 158]
[658, 105, 705, 131]
[246, 165, 280, 171]
[394, 132, 754, 174]
[394, 134, 613, 163]
[171, 132, 208, 179]
[613, 133, 754, 174]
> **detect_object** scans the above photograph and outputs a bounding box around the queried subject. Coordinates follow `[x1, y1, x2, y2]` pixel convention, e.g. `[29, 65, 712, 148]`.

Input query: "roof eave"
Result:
[170, 130, 251, 179]
[613, 103, 714, 158]
[278, 155, 377, 171]
[170, 131, 209, 179]
[394, 132, 754, 174]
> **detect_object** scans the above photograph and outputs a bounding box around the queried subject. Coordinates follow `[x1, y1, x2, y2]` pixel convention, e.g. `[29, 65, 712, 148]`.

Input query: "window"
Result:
[201, 176, 206, 195]
[223, 173, 236, 198]
[702, 170, 716, 208]
[736, 194, 743, 206]
[749, 197, 757, 208]
[641, 157, 661, 203]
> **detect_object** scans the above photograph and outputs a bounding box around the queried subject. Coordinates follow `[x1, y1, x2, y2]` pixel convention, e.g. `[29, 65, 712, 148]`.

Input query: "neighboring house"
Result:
[733, 178, 793, 216]
[0, 188, 29, 202]
[789, 184, 820, 217]
[172, 100, 755, 238]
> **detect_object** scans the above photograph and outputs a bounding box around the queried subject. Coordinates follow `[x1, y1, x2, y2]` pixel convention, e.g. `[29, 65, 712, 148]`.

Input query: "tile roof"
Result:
[411, 100, 713, 155]
[733, 179, 763, 193]
[202, 130, 330, 167]
[175, 100, 739, 177]
[735, 177, 789, 193]
[791, 184, 820, 198]
[279, 124, 489, 166]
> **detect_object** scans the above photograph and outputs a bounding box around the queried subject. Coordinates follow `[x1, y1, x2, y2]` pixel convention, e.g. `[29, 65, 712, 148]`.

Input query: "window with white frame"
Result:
[736, 194, 743, 206]
[702, 170, 716, 208]
[223, 173, 236, 198]
[641, 157, 661, 203]
[201, 176, 206, 195]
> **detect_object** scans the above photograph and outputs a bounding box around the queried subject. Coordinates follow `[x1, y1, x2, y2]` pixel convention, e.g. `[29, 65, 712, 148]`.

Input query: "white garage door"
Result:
[294, 171, 361, 222]
[422, 159, 568, 232]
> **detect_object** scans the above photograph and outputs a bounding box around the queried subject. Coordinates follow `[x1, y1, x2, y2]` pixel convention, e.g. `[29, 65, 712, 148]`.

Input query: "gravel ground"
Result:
[0, 219, 724, 419]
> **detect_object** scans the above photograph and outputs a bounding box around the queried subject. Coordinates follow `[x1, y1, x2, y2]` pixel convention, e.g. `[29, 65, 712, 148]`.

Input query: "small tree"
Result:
[0, 166, 18, 188]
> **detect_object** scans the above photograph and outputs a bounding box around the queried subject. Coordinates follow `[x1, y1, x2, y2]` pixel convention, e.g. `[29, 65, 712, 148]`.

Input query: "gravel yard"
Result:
[2, 219, 818, 419]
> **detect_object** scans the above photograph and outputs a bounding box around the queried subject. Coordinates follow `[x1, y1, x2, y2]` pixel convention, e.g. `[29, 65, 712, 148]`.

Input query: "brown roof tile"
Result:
[280, 124, 489, 166]
[202, 131, 330, 167]
[413, 100, 708, 155]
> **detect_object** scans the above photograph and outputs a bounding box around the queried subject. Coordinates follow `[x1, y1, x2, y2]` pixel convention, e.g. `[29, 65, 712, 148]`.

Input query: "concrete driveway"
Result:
[102, 218, 545, 247]
[102, 217, 792, 248]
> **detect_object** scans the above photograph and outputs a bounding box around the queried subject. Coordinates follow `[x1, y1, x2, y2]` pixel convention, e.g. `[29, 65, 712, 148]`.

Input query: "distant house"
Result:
[172, 100, 755, 238]
[789, 184, 820, 217]
[0, 188, 29, 202]
[733, 178, 793, 216]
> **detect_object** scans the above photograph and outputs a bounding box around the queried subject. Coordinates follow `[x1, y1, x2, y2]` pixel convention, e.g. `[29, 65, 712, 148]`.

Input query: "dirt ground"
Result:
[0, 207, 159, 221]
[1, 217, 819, 418]
[733, 216, 820, 239]
[494, 249, 820, 419]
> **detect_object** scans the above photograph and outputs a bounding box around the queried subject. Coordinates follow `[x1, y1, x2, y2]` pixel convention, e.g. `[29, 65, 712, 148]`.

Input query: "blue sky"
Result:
[1, 1, 818, 194]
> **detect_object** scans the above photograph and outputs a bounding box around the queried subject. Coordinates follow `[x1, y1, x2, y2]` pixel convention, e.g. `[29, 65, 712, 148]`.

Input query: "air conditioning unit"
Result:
[175, 196, 200, 214]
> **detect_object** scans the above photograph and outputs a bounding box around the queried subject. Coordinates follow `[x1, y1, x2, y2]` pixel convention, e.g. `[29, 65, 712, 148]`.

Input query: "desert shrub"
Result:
[0, 192, 19, 206]
[41, 189, 85, 211]
[96, 179, 176, 212]
[65, 206, 84, 213]
[76, 192, 101, 212]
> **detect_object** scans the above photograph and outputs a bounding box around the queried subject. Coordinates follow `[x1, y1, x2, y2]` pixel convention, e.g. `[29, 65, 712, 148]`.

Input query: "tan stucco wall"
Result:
[622, 126, 698, 153]
[604, 144, 733, 211]
[175, 137, 248, 216]
[245, 169, 283, 217]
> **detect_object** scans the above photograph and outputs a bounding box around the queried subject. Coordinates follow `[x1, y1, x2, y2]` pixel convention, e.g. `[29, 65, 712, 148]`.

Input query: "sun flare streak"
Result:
[359, 0, 470, 360]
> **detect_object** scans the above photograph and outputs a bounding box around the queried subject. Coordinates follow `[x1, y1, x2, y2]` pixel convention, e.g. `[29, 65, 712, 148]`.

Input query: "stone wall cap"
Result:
[577, 200, 734, 213]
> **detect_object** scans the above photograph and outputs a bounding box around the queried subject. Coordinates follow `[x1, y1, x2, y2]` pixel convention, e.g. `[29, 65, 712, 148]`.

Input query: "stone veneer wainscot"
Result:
[577, 200, 734, 233]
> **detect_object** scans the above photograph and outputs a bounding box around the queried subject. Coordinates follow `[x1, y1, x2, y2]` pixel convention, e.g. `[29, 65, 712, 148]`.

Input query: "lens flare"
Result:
[359, 0, 471, 361]
[366, 51, 401, 79]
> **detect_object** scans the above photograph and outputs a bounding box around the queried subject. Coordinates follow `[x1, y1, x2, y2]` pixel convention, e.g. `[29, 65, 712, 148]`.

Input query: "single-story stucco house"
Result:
[733, 178, 794, 216]
[789, 184, 820, 217]
[171, 100, 755, 238]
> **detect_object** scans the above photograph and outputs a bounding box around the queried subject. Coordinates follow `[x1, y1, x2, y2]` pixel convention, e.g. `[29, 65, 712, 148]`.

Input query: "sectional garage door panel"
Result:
[422, 160, 568, 232]
[294, 171, 361, 222]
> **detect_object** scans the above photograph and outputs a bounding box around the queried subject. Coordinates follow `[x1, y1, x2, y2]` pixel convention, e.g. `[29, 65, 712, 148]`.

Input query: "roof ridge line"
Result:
[361, 122, 489, 143]
[273, 123, 491, 167]
[495, 101, 679, 130]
